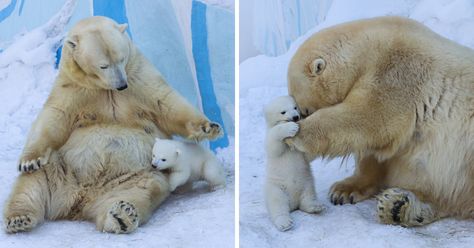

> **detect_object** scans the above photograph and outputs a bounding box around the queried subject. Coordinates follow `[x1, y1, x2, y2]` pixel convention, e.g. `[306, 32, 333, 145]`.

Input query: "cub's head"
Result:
[152, 138, 181, 170]
[63, 16, 131, 91]
[264, 96, 300, 128]
[288, 24, 363, 117]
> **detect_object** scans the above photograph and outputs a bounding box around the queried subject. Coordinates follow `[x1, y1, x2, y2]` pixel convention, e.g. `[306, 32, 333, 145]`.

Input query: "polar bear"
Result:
[151, 138, 226, 192]
[3, 16, 222, 234]
[264, 96, 324, 231]
[287, 16, 474, 227]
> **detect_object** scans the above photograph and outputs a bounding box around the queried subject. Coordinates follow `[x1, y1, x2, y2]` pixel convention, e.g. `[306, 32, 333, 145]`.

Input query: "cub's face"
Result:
[287, 29, 360, 117]
[65, 16, 131, 91]
[264, 96, 301, 127]
[152, 139, 179, 170]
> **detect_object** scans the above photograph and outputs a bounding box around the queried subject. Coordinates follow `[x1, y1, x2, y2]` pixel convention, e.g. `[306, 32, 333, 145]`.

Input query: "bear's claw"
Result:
[19, 159, 42, 173]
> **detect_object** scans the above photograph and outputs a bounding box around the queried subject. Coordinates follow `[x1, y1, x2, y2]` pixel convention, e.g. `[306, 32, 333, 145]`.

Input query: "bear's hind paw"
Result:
[103, 201, 139, 234]
[376, 188, 437, 227]
[4, 214, 37, 233]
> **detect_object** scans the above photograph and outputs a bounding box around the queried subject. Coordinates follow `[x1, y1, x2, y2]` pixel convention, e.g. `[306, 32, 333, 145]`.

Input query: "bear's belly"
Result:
[59, 125, 158, 184]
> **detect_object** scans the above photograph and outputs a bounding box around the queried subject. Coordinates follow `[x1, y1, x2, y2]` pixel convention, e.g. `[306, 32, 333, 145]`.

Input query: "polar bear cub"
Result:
[264, 96, 324, 231]
[152, 138, 226, 192]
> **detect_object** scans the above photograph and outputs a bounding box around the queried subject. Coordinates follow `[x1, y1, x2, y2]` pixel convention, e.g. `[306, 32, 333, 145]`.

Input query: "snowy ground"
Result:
[239, 1, 474, 247]
[0, 2, 234, 248]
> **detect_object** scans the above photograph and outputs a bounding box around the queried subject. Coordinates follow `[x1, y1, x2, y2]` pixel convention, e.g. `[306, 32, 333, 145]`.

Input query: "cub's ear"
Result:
[66, 35, 78, 49]
[118, 23, 128, 33]
[309, 58, 326, 75]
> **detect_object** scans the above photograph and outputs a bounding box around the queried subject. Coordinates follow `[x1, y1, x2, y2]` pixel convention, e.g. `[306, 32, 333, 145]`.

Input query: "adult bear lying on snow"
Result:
[4, 16, 222, 234]
[287, 16, 474, 227]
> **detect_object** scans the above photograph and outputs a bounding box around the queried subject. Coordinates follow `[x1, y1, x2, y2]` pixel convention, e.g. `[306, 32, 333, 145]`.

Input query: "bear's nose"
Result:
[117, 85, 128, 91]
[151, 164, 157, 169]
[292, 116, 300, 121]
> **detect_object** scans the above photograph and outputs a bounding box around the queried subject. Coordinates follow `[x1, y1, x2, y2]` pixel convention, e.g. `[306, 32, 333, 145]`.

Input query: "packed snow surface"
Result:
[240, 0, 474, 247]
[0, 1, 234, 247]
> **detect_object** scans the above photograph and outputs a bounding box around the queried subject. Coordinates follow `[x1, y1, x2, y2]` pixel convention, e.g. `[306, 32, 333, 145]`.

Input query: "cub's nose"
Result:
[151, 164, 157, 169]
[292, 116, 300, 121]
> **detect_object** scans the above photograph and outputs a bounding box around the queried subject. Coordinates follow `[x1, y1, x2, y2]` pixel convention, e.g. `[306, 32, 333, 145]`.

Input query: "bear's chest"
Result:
[72, 92, 157, 133]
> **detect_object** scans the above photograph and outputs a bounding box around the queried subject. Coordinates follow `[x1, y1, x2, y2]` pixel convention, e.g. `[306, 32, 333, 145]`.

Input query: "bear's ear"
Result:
[66, 35, 78, 49]
[309, 58, 326, 75]
[118, 23, 128, 33]
[176, 149, 181, 156]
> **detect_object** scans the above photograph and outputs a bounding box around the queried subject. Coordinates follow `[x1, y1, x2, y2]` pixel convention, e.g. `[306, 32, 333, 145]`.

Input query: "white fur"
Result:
[152, 138, 226, 192]
[264, 96, 324, 231]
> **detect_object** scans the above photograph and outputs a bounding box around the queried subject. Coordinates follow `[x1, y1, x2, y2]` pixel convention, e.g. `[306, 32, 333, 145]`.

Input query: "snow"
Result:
[0, 1, 234, 247]
[239, 0, 474, 247]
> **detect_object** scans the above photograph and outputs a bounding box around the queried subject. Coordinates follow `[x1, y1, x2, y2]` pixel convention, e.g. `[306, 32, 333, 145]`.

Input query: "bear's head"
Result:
[287, 26, 364, 117]
[264, 96, 300, 128]
[151, 138, 180, 170]
[63, 16, 131, 91]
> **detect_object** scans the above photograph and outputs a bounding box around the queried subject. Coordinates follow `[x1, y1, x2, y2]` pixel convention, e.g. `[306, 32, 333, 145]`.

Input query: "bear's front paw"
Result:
[18, 149, 52, 173]
[187, 121, 223, 141]
[103, 201, 139, 234]
[272, 215, 294, 232]
[4, 214, 38, 233]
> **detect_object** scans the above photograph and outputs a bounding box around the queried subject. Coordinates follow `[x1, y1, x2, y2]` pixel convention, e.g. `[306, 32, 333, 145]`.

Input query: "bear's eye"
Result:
[280, 111, 286, 115]
[294, 107, 297, 110]
[161, 159, 166, 162]
[152, 154, 155, 158]
[100, 65, 109, 69]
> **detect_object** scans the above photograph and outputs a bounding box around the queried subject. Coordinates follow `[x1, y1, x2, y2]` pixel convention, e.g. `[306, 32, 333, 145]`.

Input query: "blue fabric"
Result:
[93, 0, 131, 38]
[0, 0, 17, 22]
[191, 0, 229, 150]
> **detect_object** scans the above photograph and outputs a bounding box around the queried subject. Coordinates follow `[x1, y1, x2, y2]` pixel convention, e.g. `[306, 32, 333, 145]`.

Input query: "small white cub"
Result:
[152, 138, 226, 192]
[264, 96, 324, 231]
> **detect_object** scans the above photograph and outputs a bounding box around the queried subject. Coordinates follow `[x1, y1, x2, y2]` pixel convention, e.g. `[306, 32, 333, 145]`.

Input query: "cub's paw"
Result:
[272, 215, 294, 232]
[281, 122, 299, 138]
[376, 188, 436, 227]
[18, 149, 52, 173]
[329, 177, 379, 205]
[4, 215, 38, 233]
[187, 121, 223, 141]
[300, 202, 325, 214]
[103, 201, 139, 234]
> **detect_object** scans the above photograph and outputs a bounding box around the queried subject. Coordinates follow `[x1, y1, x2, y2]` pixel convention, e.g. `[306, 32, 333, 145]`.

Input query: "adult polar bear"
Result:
[287, 16, 474, 227]
[3, 16, 222, 234]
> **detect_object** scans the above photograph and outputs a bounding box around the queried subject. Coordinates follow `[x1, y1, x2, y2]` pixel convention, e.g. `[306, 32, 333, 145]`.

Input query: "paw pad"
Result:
[4, 215, 36, 233]
[104, 201, 139, 234]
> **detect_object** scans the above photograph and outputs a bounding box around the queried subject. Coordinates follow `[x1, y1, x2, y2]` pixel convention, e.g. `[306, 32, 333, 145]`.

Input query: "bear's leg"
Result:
[3, 172, 49, 233]
[83, 172, 169, 234]
[299, 179, 324, 214]
[265, 184, 293, 231]
[329, 155, 386, 205]
[376, 188, 440, 227]
[203, 159, 226, 191]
